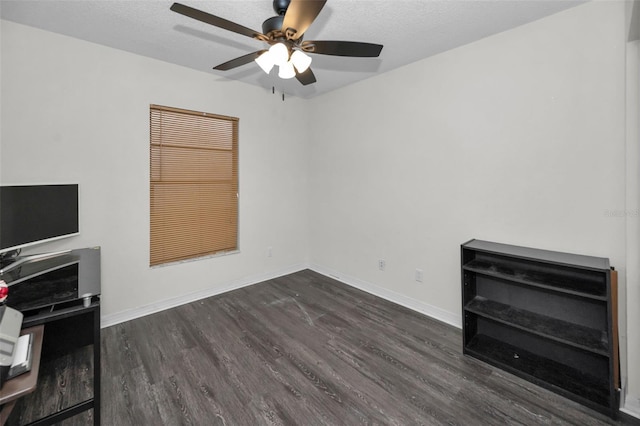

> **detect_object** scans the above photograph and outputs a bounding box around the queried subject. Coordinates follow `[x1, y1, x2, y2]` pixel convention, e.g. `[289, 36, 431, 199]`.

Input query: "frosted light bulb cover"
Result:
[291, 50, 312, 73]
[278, 61, 296, 79]
[255, 50, 275, 74]
[269, 43, 289, 66]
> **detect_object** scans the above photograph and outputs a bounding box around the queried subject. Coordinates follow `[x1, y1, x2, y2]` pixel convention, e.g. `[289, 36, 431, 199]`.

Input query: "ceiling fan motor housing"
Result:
[273, 0, 290, 15]
[262, 15, 284, 35]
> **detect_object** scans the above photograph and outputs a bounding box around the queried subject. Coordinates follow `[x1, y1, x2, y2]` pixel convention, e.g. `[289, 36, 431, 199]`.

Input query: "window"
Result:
[150, 105, 238, 266]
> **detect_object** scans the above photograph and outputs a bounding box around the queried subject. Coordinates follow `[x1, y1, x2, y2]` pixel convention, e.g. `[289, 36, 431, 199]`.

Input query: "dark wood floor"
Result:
[31, 269, 640, 425]
[6, 345, 95, 425]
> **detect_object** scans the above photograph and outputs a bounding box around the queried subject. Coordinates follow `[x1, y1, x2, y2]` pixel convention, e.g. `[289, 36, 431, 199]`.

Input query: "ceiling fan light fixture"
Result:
[278, 61, 296, 79]
[170, 2, 384, 87]
[290, 50, 312, 73]
[269, 42, 290, 66]
[255, 50, 275, 74]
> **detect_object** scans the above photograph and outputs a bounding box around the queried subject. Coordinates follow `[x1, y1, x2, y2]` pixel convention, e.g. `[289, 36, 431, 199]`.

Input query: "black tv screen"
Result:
[0, 184, 79, 254]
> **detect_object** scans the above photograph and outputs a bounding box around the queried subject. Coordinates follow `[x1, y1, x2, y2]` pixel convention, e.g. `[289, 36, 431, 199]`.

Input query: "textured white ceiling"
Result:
[1, 0, 586, 99]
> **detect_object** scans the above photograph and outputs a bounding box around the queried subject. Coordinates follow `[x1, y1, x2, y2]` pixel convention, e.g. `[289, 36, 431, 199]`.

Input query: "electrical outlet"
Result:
[378, 259, 386, 271]
[415, 269, 423, 283]
[267, 247, 273, 257]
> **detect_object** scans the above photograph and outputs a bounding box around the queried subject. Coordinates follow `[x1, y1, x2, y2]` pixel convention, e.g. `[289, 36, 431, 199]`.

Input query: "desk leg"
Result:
[1, 400, 17, 425]
[93, 305, 100, 426]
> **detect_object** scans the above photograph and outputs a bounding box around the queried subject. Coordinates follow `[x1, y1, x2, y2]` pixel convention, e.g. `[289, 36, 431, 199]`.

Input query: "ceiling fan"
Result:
[170, 0, 383, 86]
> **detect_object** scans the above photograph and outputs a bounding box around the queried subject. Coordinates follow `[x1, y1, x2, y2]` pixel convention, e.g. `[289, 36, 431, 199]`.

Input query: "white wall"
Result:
[0, 10, 3, 179]
[307, 0, 635, 412]
[623, 1, 640, 414]
[625, 37, 640, 414]
[0, 20, 309, 321]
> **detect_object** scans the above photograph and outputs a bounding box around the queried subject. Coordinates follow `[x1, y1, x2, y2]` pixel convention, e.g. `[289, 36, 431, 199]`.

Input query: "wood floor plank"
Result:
[94, 270, 638, 425]
[7, 345, 94, 425]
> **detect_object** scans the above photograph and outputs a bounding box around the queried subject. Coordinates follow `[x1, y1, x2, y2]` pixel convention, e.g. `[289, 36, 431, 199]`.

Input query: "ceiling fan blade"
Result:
[282, 0, 327, 40]
[213, 50, 267, 71]
[295, 67, 317, 86]
[302, 41, 383, 57]
[170, 3, 266, 41]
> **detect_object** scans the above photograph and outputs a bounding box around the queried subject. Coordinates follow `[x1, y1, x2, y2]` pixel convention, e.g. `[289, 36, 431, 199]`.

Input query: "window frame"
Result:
[149, 104, 239, 267]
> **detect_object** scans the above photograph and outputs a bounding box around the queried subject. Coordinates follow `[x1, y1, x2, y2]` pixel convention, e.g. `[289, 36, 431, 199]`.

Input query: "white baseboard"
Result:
[621, 392, 640, 419]
[100, 263, 308, 328]
[308, 263, 461, 329]
[102, 262, 461, 331]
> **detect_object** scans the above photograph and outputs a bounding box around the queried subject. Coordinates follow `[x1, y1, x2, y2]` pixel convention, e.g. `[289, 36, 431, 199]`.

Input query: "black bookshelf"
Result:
[461, 239, 619, 418]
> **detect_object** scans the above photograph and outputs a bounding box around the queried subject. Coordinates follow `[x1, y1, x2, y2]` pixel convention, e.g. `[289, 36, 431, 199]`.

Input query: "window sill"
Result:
[150, 249, 240, 269]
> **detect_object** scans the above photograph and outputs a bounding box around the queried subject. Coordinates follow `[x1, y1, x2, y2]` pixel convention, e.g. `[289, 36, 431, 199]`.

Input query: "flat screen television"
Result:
[0, 184, 79, 259]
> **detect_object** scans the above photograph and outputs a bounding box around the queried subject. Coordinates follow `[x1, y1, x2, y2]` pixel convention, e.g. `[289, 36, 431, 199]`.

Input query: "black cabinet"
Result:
[461, 239, 618, 418]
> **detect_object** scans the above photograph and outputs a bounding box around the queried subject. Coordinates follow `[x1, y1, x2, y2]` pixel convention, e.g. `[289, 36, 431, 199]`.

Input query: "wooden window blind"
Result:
[150, 105, 238, 266]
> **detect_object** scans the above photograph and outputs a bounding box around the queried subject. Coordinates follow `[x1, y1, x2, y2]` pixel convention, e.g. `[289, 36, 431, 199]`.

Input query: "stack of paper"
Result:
[7, 333, 33, 379]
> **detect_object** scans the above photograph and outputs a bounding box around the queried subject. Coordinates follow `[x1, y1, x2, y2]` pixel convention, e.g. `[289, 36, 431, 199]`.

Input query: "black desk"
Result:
[0, 248, 101, 425]
[7, 298, 100, 426]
